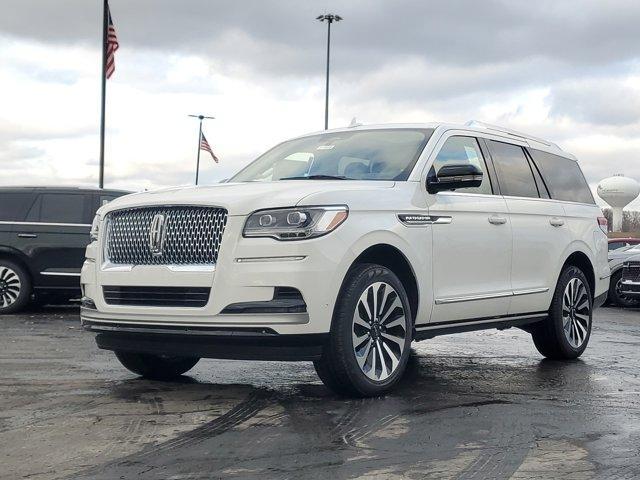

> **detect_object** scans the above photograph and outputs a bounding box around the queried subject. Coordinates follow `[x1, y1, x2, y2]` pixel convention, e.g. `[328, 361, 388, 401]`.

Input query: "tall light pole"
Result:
[316, 13, 342, 130]
[188, 114, 215, 185]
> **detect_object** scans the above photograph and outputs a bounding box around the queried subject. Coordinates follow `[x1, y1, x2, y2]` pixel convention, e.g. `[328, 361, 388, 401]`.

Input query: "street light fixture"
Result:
[316, 13, 342, 130]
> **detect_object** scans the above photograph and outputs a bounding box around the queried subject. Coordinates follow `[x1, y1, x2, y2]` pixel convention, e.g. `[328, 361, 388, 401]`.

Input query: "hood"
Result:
[99, 180, 395, 216]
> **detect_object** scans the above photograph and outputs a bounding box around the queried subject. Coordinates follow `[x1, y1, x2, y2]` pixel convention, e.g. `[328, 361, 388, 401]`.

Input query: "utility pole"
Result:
[188, 115, 215, 185]
[316, 13, 342, 130]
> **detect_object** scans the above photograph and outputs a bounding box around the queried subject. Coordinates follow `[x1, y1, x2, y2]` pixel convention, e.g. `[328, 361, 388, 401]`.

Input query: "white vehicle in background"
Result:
[81, 122, 610, 397]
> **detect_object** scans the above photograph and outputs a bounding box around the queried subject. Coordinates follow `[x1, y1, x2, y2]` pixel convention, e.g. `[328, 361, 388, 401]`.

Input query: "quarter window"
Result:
[431, 136, 492, 194]
[488, 141, 539, 198]
[527, 149, 595, 204]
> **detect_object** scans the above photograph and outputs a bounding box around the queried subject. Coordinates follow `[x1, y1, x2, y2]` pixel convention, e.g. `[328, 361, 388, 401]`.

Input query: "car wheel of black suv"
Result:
[0, 259, 31, 315]
[115, 352, 200, 380]
[608, 270, 639, 308]
[314, 263, 412, 397]
[532, 266, 592, 360]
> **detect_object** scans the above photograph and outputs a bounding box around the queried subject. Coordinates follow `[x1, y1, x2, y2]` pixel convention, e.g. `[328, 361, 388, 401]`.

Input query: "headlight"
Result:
[243, 206, 348, 240]
[90, 214, 101, 241]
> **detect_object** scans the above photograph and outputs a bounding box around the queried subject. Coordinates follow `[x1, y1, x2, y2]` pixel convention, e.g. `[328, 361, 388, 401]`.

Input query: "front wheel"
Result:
[115, 351, 200, 380]
[531, 266, 592, 360]
[608, 270, 639, 308]
[314, 263, 412, 397]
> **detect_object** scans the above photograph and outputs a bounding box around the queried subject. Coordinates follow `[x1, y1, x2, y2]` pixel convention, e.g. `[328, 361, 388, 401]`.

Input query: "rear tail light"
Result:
[597, 216, 608, 234]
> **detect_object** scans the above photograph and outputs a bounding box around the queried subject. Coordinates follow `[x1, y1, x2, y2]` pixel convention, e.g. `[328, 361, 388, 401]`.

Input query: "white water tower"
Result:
[597, 175, 640, 232]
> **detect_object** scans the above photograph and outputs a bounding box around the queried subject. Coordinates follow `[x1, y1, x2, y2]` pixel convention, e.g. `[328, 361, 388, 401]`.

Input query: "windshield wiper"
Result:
[281, 174, 350, 180]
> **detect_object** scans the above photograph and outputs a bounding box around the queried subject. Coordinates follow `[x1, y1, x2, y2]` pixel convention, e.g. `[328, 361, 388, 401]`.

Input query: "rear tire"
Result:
[608, 270, 639, 308]
[531, 266, 592, 360]
[115, 351, 200, 380]
[314, 263, 412, 397]
[0, 259, 31, 315]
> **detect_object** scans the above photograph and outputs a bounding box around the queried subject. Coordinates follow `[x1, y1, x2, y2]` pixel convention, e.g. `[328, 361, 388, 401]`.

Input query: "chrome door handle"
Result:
[549, 217, 565, 227]
[18, 233, 37, 238]
[488, 215, 507, 225]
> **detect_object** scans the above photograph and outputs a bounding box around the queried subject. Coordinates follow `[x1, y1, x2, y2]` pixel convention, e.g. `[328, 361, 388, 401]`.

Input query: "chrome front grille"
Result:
[105, 206, 227, 265]
[622, 262, 640, 283]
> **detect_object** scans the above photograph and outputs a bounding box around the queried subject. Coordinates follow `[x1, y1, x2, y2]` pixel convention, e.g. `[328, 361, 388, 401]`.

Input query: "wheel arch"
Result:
[0, 247, 34, 282]
[344, 243, 420, 325]
[560, 249, 595, 298]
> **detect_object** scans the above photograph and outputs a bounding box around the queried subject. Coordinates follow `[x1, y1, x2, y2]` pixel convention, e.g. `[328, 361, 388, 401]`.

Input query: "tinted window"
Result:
[0, 193, 35, 221]
[39, 194, 86, 223]
[432, 136, 492, 194]
[609, 242, 625, 251]
[488, 141, 539, 198]
[528, 149, 595, 204]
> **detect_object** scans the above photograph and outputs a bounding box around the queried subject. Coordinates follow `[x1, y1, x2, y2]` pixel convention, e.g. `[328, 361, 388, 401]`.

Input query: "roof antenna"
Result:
[348, 117, 362, 128]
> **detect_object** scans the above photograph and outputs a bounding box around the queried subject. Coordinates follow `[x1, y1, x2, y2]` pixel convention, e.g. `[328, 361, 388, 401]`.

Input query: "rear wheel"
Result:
[531, 266, 592, 359]
[0, 260, 31, 315]
[314, 263, 412, 397]
[114, 352, 200, 380]
[608, 270, 639, 308]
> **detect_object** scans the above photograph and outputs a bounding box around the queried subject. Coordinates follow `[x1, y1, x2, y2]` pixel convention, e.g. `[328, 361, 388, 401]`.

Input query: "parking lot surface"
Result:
[1, 306, 639, 480]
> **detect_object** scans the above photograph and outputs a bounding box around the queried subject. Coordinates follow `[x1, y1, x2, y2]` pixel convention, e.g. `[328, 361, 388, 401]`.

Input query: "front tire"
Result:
[0, 259, 31, 315]
[314, 263, 412, 397]
[531, 266, 592, 360]
[115, 351, 200, 380]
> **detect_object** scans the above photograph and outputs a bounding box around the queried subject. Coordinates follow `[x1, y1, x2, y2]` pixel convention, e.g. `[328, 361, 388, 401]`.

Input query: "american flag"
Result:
[105, 5, 119, 79]
[200, 133, 219, 163]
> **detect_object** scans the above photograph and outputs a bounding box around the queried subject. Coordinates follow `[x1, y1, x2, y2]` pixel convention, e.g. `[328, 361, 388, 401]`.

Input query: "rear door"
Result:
[486, 140, 569, 315]
[21, 192, 92, 291]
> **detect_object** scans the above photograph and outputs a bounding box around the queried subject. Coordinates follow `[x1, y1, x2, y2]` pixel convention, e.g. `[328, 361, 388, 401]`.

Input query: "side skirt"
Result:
[413, 312, 547, 341]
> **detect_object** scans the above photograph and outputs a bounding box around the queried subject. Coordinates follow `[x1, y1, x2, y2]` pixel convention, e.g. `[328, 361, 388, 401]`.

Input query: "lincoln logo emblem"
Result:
[148, 214, 167, 256]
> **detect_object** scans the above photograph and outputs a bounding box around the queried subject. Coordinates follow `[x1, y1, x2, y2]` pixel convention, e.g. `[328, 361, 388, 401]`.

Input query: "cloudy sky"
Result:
[1, 0, 640, 207]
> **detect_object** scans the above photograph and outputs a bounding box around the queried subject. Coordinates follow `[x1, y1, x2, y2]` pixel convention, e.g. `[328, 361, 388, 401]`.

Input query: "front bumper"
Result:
[83, 315, 327, 361]
[81, 214, 357, 336]
[620, 280, 640, 298]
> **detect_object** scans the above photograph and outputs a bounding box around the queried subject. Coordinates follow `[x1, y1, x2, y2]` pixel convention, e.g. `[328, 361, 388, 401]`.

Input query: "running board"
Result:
[413, 312, 547, 340]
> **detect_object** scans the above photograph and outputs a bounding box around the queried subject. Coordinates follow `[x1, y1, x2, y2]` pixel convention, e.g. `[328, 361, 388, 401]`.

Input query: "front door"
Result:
[427, 134, 513, 323]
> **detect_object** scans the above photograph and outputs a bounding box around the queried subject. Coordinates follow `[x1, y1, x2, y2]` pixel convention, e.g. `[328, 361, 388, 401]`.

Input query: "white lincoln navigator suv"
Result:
[81, 122, 610, 397]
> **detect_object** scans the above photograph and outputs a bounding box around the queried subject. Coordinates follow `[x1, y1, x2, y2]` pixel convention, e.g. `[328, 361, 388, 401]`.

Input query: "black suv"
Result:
[0, 187, 130, 313]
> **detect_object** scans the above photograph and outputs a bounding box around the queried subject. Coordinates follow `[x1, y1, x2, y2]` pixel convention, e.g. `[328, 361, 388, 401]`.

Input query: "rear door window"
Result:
[487, 141, 539, 198]
[527, 149, 595, 204]
[38, 194, 88, 224]
[0, 193, 36, 221]
[431, 136, 493, 194]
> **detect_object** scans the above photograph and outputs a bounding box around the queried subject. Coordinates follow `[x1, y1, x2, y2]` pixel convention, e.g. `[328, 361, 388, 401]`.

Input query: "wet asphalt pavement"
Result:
[1, 306, 640, 480]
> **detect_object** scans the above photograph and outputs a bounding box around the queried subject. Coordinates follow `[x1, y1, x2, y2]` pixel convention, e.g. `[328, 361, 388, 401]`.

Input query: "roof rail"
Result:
[465, 120, 562, 151]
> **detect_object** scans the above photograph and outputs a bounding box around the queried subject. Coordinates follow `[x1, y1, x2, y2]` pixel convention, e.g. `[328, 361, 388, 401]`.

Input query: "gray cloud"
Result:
[549, 80, 640, 126]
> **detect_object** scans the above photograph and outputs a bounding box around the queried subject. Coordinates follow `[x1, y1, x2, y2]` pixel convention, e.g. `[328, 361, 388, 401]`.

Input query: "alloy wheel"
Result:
[562, 277, 591, 349]
[352, 281, 407, 381]
[615, 277, 639, 307]
[0, 266, 21, 308]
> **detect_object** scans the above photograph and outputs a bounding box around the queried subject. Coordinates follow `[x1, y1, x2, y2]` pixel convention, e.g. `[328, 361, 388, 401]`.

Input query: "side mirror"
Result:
[427, 163, 483, 193]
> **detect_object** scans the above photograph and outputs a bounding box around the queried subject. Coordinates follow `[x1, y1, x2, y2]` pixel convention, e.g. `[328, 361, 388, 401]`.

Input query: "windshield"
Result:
[231, 128, 433, 182]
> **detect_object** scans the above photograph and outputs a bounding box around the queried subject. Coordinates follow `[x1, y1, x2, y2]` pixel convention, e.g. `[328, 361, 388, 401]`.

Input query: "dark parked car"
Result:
[0, 187, 130, 313]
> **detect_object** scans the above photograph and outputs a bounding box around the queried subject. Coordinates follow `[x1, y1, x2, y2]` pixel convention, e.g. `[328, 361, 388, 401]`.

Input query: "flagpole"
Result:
[195, 117, 203, 185]
[98, 0, 108, 189]
[188, 114, 215, 186]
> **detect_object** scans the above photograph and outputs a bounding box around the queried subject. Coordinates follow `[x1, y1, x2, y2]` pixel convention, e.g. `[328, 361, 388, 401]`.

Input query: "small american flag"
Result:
[105, 5, 119, 79]
[200, 133, 219, 163]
